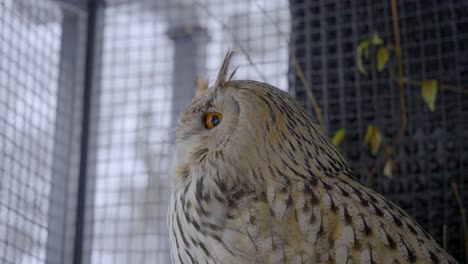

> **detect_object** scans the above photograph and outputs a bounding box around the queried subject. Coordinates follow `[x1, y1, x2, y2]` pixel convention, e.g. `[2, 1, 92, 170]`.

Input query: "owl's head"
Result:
[172, 52, 347, 188]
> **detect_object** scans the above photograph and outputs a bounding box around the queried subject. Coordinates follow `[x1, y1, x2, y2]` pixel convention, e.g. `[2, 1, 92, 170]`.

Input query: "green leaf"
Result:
[372, 31, 384, 45]
[383, 159, 395, 178]
[332, 129, 346, 147]
[357, 40, 370, 76]
[364, 125, 382, 156]
[421, 80, 438, 112]
[377, 47, 389, 72]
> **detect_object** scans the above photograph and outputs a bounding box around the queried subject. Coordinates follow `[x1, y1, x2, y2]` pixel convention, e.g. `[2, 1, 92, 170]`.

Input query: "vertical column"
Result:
[72, 1, 104, 264]
[46, 4, 87, 264]
[167, 25, 210, 127]
[45, 11, 75, 264]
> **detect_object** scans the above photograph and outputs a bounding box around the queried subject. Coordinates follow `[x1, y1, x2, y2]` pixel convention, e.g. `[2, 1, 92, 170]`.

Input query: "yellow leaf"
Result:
[364, 125, 375, 145]
[377, 47, 389, 72]
[363, 45, 370, 60]
[364, 125, 382, 156]
[421, 80, 438, 112]
[332, 129, 346, 147]
[383, 159, 395, 178]
[370, 128, 382, 156]
[372, 31, 384, 45]
[357, 40, 370, 76]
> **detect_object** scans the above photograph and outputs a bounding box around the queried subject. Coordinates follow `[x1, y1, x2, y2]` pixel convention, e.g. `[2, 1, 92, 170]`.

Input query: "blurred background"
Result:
[0, 0, 466, 263]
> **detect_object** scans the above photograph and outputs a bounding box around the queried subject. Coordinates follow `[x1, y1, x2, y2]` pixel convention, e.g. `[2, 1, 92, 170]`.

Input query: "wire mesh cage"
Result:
[84, 1, 290, 263]
[290, 1, 468, 262]
[0, 1, 87, 263]
[0, 0, 466, 263]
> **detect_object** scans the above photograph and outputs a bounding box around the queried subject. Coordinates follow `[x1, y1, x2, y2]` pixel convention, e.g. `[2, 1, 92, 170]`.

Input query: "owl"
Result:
[168, 52, 457, 264]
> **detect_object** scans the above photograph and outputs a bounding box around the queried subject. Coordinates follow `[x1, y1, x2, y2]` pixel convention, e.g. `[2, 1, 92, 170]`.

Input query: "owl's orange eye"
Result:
[204, 112, 222, 129]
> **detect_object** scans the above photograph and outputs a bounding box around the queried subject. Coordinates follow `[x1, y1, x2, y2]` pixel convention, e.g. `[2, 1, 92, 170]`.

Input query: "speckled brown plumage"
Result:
[168, 52, 458, 264]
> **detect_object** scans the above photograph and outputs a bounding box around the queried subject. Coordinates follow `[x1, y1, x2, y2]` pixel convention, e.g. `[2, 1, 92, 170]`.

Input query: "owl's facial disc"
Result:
[175, 86, 240, 158]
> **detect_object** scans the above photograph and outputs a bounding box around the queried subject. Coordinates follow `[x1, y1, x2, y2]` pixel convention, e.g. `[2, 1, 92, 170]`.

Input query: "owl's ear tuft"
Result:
[195, 77, 209, 96]
[215, 51, 237, 90]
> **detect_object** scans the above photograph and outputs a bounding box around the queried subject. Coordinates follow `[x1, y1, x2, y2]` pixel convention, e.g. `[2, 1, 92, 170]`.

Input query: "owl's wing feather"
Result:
[222, 173, 457, 264]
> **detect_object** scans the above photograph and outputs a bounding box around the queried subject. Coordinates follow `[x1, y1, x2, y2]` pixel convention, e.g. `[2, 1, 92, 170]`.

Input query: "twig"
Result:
[254, 2, 286, 38]
[451, 181, 468, 262]
[290, 52, 326, 130]
[254, 1, 326, 130]
[192, 0, 267, 82]
[367, 1, 468, 179]
[391, 0, 407, 146]
[368, 0, 406, 179]
[440, 83, 468, 94]
[443, 224, 447, 251]
[400, 77, 468, 94]
[367, 146, 391, 180]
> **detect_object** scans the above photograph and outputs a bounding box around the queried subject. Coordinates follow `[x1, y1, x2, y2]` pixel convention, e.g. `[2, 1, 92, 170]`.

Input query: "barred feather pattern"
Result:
[168, 79, 458, 264]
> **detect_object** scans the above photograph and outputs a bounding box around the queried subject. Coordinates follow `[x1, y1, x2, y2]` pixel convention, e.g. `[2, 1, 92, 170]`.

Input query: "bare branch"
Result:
[451, 181, 468, 261]
[254, 1, 326, 130]
[193, 0, 267, 82]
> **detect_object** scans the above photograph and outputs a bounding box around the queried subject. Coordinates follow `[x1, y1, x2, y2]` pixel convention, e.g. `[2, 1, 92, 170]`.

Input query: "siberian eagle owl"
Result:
[168, 52, 457, 264]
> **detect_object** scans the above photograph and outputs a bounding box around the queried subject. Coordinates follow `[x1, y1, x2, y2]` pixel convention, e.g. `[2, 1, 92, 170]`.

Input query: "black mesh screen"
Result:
[290, 0, 468, 262]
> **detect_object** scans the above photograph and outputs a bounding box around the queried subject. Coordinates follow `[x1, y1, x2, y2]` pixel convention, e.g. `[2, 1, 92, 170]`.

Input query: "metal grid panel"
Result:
[0, 1, 86, 264]
[82, 0, 290, 263]
[2, 0, 465, 263]
[290, 0, 468, 261]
